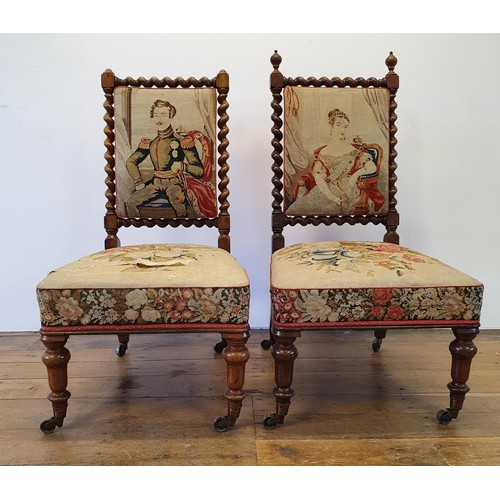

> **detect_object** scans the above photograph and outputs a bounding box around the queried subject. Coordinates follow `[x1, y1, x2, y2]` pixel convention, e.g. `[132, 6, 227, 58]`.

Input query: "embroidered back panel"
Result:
[283, 87, 390, 217]
[114, 87, 217, 220]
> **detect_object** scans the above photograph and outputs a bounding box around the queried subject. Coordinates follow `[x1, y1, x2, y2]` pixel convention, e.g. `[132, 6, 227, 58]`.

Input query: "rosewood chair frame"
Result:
[263, 50, 480, 429]
[38, 69, 250, 434]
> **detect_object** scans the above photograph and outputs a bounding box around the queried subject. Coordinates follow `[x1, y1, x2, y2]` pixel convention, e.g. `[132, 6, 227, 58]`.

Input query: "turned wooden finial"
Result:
[385, 51, 398, 72]
[271, 50, 282, 70]
[101, 68, 115, 89]
[270, 50, 284, 88]
[216, 69, 229, 88]
[385, 51, 399, 89]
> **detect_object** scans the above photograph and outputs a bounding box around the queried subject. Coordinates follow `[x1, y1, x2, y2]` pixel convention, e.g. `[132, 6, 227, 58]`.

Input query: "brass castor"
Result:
[116, 343, 128, 357]
[40, 416, 63, 434]
[213, 340, 227, 353]
[263, 413, 284, 430]
[213, 415, 236, 432]
[372, 338, 383, 352]
[437, 408, 454, 425]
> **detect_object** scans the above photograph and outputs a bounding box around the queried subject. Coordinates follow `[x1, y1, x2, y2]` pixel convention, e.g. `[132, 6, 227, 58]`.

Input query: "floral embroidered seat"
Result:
[37, 244, 249, 328]
[263, 51, 484, 429]
[271, 241, 482, 328]
[35, 69, 250, 434]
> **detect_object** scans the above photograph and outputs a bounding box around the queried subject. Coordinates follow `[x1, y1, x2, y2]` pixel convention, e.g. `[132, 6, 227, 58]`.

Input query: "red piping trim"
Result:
[41, 323, 250, 333]
[272, 319, 480, 329]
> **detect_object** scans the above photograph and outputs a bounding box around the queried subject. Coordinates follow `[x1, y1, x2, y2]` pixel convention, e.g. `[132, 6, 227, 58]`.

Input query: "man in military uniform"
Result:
[125, 99, 205, 217]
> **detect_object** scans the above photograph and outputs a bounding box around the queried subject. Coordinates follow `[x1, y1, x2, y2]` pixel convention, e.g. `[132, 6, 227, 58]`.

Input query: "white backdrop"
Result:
[1, 33, 499, 331]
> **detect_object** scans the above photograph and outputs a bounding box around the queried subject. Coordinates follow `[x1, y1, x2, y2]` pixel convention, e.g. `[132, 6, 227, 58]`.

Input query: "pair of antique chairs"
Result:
[35, 52, 483, 434]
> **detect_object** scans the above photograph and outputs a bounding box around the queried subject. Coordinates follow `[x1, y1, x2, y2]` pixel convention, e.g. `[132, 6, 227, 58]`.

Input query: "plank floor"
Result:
[1, 328, 499, 466]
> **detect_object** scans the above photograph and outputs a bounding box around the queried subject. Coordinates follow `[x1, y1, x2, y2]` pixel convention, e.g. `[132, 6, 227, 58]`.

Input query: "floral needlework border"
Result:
[271, 286, 483, 325]
[37, 287, 250, 327]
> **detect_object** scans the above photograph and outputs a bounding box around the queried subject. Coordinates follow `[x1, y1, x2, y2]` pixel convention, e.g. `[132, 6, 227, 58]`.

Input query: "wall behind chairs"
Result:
[1, 33, 499, 331]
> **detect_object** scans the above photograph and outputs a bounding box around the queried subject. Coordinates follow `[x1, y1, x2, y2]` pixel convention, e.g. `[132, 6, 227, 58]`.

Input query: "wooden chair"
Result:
[263, 51, 483, 429]
[36, 69, 250, 433]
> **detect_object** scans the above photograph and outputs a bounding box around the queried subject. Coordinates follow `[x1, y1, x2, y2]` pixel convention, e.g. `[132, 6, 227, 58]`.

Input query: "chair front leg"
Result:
[263, 329, 300, 429]
[437, 326, 479, 424]
[40, 333, 71, 433]
[213, 330, 250, 432]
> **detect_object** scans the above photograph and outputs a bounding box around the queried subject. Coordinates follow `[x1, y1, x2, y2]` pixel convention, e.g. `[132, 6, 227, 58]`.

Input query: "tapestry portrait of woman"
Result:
[283, 87, 390, 217]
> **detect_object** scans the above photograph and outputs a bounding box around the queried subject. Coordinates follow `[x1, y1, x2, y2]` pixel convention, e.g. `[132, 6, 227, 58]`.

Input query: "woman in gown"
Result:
[286, 108, 385, 216]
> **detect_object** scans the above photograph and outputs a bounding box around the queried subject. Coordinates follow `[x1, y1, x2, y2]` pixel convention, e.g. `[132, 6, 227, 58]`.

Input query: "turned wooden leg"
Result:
[372, 329, 387, 352]
[40, 334, 71, 433]
[263, 330, 300, 429]
[213, 331, 250, 432]
[116, 333, 130, 357]
[437, 326, 479, 424]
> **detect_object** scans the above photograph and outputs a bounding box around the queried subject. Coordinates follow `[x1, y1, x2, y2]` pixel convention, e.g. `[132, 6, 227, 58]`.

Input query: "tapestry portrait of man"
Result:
[114, 87, 217, 219]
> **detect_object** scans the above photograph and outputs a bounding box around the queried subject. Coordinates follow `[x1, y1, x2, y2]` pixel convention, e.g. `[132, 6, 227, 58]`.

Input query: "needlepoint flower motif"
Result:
[125, 309, 140, 322]
[402, 253, 426, 263]
[196, 294, 222, 322]
[442, 291, 466, 317]
[300, 290, 331, 322]
[370, 306, 385, 319]
[386, 304, 406, 320]
[126, 289, 148, 309]
[372, 288, 392, 305]
[55, 295, 83, 323]
[141, 307, 161, 323]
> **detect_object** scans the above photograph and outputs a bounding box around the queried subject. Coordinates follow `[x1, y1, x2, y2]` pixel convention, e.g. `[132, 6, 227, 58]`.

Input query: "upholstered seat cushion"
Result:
[37, 244, 250, 329]
[271, 241, 483, 328]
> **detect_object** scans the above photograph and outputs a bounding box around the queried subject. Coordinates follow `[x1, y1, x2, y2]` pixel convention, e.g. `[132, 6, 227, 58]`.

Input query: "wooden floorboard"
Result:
[1, 328, 499, 466]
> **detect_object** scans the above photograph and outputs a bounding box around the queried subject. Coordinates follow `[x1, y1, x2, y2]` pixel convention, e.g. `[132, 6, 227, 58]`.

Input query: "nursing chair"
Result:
[36, 69, 250, 433]
[263, 51, 483, 429]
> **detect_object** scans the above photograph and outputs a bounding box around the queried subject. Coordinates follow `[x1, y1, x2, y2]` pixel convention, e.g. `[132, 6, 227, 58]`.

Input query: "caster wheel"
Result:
[213, 415, 235, 432]
[40, 418, 57, 434]
[372, 339, 382, 352]
[213, 340, 227, 353]
[437, 409, 453, 425]
[116, 344, 127, 357]
[261, 339, 274, 350]
[263, 413, 282, 430]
